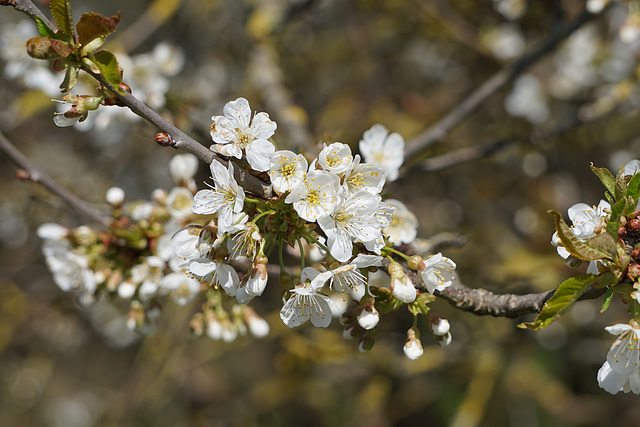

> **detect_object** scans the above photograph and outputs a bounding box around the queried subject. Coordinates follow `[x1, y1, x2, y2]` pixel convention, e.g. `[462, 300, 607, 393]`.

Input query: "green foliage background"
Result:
[2, 0, 640, 425]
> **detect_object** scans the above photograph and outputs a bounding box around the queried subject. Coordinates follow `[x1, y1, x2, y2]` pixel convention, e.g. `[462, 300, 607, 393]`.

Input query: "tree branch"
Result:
[0, 129, 112, 228]
[380, 258, 607, 318]
[401, 6, 605, 173]
[5, 0, 274, 199]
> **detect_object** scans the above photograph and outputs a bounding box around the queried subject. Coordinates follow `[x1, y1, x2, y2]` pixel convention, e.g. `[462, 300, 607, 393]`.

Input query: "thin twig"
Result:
[401, 7, 604, 173]
[0, 129, 112, 228]
[3, 0, 54, 29]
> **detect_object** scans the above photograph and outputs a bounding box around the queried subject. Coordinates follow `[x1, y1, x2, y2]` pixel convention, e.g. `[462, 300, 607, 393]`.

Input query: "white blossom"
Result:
[236, 264, 268, 304]
[159, 273, 201, 305]
[383, 199, 418, 245]
[317, 190, 381, 262]
[186, 258, 240, 297]
[285, 170, 338, 221]
[192, 161, 245, 234]
[418, 253, 456, 294]
[551, 200, 610, 261]
[280, 268, 335, 328]
[343, 154, 386, 195]
[318, 142, 353, 174]
[359, 124, 404, 182]
[598, 321, 640, 395]
[210, 97, 276, 171]
[269, 150, 308, 194]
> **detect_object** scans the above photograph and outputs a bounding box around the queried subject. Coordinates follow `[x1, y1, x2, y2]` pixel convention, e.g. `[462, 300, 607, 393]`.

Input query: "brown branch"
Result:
[401, 6, 605, 173]
[0, 129, 112, 228]
[3, 0, 55, 29]
[380, 258, 607, 318]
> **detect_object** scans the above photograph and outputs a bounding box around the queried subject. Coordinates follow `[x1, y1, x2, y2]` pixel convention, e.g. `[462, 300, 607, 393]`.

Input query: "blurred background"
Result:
[2, 0, 640, 425]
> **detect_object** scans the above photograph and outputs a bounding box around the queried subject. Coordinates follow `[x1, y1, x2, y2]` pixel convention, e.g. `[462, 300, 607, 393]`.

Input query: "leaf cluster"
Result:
[25, 0, 121, 92]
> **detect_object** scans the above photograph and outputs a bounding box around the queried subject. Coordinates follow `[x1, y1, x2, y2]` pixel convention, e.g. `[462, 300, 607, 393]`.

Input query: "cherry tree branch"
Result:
[4, 0, 274, 199]
[380, 258, 607, 318]
[0, 129, 112, 228]
[401, 6, 605, 173]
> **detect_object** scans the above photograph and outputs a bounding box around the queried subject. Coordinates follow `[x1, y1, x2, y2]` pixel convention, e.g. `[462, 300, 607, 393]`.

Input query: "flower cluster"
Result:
[175, 97, 457, 354]
[38, 97, 459, 357]
[598, 320, 640, 394]
[37, 153, 269, 340]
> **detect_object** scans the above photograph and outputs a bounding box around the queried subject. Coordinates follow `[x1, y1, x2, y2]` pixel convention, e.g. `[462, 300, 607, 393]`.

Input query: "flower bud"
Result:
[391, 273, 417, 303]
[106, 186, 125, 206]
[435, 331, 452, 347]
[170, 154, 199, 185]
[430, 316, 450, 336]
[243, 307, 270, 338]
[357, 307, 380, 330]
[155, 132, 174, 147]
[403, 328, 424, 360]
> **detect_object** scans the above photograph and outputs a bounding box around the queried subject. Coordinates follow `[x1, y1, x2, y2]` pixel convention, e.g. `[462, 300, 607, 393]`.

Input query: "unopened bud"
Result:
[357, 308, 380, 330]
[435, 331, 452, 347]
[408, 255, 423, 271]
[15, 169, 30, 180]
[106, 186, 125, 206]
[403, 327, 423, 360]
[430, 316, 450, 336]
[629, 264, 640, 281]
[388, 261, 404, 278]
[155, 132, 174, 147]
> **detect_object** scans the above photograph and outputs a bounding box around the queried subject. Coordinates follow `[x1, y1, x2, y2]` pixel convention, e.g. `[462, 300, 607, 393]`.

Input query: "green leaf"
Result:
[518, 272, 617, 330]
[615, 164, 628, 200]
[601, 287, 614, 313]
[50, 0, 74, 37]
[60, 65, 78, 92]
[76, 12, 121, 48]
[35, 16, 57, 38]
[606, 198, 624, 238]
[591, 164, 616, 197]
[627, 173, 640, 206]
[586, 233, 618, 261]
[549, 210, 612, 261]
[93, 50, 121, 87]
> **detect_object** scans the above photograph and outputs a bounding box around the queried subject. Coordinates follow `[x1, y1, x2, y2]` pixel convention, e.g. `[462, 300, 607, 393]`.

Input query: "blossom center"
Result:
[307, 189, 321, 206]
[326, 155, 341, 167]
[280, 163, 296, 178]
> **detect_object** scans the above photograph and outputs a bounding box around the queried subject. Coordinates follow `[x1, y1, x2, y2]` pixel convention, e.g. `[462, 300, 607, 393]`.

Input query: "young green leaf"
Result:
[605, 198, 624, 238]
[627, 173, 640, 205]
[93, 51, 121, 87]
[585, 233, 618, 261]
[35, 16, 57, 38]
[600, 287, 614, 313]
[518, 272, 617, 330]
[60, 65, 78, 92]
[50, 0, 74, 37]
[591, 164, 616, 197]
[76, 12, 121, 48]
[549, 210, 612, 261]
[26, 37, 61, 60]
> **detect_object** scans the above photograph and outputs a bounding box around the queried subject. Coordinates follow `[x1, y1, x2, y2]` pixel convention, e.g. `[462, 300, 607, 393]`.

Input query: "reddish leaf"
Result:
[76, 12, 121, 47]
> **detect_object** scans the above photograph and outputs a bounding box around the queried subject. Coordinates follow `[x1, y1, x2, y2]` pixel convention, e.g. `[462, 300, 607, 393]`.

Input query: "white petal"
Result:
[246, 139, 276, 172]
